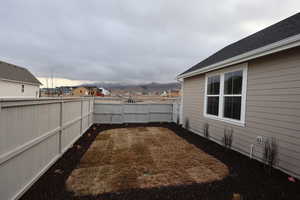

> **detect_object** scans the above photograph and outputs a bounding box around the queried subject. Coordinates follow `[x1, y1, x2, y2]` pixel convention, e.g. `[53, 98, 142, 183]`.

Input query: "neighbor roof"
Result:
[180, 12, 300, 77]
[0, 61, 41, 85]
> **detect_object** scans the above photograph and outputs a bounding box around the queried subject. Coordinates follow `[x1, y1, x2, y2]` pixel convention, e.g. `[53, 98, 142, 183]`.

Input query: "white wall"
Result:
[0, 80, 39, 98]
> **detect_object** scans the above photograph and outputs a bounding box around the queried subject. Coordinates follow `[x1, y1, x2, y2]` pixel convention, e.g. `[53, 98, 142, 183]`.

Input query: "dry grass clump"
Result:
[66, 127, 229, 196]
[79, 140, 113, 168]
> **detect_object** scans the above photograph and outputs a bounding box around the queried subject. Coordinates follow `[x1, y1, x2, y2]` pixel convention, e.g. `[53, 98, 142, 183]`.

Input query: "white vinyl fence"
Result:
[0, 97, 181, 200]
[0, 98, 94, 200]
[94, 102, 180, 124]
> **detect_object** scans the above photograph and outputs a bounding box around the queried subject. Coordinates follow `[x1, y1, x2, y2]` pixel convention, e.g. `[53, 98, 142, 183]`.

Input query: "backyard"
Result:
[66, 126, 228, 196]
[20, 124, 300, 200]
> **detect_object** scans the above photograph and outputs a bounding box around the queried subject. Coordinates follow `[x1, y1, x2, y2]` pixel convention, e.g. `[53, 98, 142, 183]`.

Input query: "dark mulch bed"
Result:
[20, 123, 300, 200]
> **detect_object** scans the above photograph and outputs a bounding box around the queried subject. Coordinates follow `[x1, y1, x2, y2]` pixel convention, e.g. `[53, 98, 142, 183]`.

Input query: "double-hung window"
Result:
[204, 64, 247, 126]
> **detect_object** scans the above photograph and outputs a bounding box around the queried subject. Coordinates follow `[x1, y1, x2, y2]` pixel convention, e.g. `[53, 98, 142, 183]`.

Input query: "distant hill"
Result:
[81, 82, 180, 93]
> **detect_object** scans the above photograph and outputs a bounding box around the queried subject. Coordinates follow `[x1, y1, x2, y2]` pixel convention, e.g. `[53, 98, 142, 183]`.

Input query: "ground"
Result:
[66, 127, 228, 196]
[20, 124, 300, 200]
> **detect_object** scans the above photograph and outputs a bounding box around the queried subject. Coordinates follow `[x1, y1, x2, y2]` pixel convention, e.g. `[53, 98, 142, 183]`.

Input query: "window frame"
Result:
[203, 63, 248, 127]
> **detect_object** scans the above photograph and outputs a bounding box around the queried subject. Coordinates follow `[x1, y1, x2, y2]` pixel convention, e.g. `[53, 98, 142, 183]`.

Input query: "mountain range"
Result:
[81, 82, 181, 92]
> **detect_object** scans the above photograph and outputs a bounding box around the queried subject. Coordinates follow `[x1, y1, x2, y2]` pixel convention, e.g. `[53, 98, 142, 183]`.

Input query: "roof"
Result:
[0, 61, 41, 85]
[180, 12, 300, 77]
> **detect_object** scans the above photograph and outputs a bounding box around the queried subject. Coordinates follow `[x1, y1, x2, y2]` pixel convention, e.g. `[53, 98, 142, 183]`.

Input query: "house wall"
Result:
[72, 87, 89, 96]
[0, 80, 39, 98]
[182, 47, 300, 178]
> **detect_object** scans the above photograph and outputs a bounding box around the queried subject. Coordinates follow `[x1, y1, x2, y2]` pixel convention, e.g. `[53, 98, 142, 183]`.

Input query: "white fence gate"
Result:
[94, 103, 178, 124]
[0, 98, 94, 200]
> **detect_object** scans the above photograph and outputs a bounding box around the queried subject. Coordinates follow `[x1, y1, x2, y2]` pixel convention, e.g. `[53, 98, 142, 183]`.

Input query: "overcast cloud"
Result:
[0, 0, 299, 84]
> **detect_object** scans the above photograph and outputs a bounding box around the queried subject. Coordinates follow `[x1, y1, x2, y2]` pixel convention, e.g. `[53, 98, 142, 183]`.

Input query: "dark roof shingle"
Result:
[0, 61, 41, 85]
[181, 12, 300, 76]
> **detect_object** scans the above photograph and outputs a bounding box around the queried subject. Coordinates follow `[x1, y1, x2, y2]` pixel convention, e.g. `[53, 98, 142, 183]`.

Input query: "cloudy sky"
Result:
[0, 1, 299, 86]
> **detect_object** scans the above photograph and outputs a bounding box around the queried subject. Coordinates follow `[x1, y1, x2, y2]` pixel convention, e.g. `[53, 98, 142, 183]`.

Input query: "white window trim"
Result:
[203, 63, 248, 127]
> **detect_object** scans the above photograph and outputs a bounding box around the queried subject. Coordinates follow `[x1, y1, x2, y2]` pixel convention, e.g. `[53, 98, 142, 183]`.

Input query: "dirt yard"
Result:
[66, 127, 229, 196]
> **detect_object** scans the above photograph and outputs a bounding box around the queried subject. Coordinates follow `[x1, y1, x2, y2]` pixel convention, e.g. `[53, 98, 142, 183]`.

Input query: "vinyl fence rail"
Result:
[94, 102, 180, 124]
[0, 97, 94, 200]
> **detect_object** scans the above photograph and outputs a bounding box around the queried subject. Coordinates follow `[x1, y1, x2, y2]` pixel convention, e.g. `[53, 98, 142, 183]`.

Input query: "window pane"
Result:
[207, 97, 219, 116]
[224, 70, 243, 94]
[207, 75, 220, 95]
[224, 97, 241, 120]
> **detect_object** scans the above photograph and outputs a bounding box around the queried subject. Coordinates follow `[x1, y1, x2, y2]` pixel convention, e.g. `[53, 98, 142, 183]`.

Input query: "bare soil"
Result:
[66, 127, 229, 196]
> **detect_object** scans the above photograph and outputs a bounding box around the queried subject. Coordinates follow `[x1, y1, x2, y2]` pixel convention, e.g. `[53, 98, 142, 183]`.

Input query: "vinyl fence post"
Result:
[91, 97, 94, 124]
[172, 102, 176, 123]
[80, 98, 83, 135]
[88, 98, 91, 127]
[148, 104, 151, 123]
[59, 99, 63, 154]
[121, 103, 124, 124]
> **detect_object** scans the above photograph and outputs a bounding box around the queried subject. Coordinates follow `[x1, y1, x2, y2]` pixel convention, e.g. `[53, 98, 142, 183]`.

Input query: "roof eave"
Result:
[177, 33, 300, 80]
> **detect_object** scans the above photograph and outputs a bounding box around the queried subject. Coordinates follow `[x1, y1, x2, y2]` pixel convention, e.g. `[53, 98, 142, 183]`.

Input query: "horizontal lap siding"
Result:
[182, 47, 300, 178]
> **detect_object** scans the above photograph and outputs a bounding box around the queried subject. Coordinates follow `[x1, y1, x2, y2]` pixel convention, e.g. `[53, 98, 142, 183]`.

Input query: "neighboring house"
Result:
[0, 61, 41, 98]
[169, 90, 181, 97]
[57, 86, 74, 96]
[40, 87, 61, 97]
[161, 90, 180, 97]
[72, 86, 104, 96]
[72, 87, 90, 96]
[177, 13, 300, 179]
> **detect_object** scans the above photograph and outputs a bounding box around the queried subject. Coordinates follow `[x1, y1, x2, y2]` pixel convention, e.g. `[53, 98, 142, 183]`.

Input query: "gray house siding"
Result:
[182, 47, 300, 178]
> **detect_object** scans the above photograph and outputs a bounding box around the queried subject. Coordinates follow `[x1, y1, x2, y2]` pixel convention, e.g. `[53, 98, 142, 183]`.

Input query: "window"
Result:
[224, 70, 242, 120]
[206, 75, 220, 116]
[204, 65, 247, 126]
[21, 85, 24, 93]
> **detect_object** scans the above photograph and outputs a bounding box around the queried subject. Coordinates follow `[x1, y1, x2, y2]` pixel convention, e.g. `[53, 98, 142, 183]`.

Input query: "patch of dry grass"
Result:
[66, 127, 229, 196]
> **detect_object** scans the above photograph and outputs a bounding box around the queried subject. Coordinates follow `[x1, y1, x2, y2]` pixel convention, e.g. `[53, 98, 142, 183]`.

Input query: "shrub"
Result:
[263, 137, 278, 173]
[203, 123, 209, 138]
[222, 127, 233, 149]
[184, 117, 190, 130]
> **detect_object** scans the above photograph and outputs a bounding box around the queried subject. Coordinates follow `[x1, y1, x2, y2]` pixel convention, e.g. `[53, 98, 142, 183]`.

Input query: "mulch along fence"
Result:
[20, 123, 300, 200]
